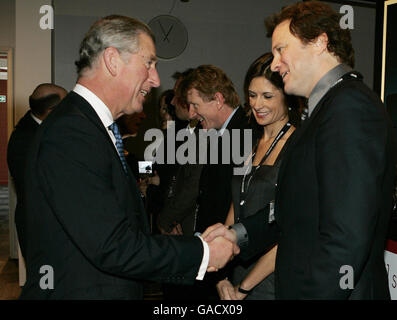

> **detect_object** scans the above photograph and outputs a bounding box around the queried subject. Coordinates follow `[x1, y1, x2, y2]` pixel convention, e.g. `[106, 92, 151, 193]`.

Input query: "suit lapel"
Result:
[69, 92, 149, 230]
[70, 93, 133, 175]
[276, 92, 330, 187]
[226, 107, 243, 129]
[69, 92, 117, 153]
[69, 94, 142, 191]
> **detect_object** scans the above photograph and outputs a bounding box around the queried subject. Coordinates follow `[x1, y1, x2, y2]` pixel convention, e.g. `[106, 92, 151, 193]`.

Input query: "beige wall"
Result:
[0, 0, 15, 49]
[15, 0, 52, 123]
[10, 0, 52, 278]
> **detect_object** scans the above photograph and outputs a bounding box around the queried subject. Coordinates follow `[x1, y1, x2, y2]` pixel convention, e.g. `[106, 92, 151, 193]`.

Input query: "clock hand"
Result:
[158, 21, 172, 43]
[164, 24, 174, 42]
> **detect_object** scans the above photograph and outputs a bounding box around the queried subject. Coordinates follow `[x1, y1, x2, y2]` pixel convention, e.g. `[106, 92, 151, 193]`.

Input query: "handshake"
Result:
[201, 223, 240, 272]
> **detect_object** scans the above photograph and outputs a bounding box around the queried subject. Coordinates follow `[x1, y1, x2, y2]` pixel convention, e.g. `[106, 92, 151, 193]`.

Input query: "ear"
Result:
[102, 47, 121, 77]
[214, 92, 225, 109]
[313, 33, 329, 54]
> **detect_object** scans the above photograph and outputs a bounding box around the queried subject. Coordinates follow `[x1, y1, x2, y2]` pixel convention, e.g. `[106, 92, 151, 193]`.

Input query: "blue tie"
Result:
[109, 122, 128, 174]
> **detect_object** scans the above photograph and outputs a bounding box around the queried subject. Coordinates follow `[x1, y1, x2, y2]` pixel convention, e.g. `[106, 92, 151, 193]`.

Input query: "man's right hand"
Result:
[202, 223, 237, 245]
[206, 235, 238, 272]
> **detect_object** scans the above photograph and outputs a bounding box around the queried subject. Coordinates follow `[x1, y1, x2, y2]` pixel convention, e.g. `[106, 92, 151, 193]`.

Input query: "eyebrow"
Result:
[249, 90, 274, 94]
[271, 42, 283, 52]
[150, 54, 158, 63]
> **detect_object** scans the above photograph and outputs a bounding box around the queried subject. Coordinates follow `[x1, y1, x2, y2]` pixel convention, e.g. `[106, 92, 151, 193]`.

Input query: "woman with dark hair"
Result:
[216, 52, 303, 300]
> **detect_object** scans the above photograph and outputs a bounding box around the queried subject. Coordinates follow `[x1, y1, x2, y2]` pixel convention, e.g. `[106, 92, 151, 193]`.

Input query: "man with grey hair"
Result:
[20, 15, 236, 300]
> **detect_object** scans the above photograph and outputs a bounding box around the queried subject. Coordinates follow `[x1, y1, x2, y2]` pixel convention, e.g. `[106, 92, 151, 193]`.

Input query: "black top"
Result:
[232, 133, 293, 223]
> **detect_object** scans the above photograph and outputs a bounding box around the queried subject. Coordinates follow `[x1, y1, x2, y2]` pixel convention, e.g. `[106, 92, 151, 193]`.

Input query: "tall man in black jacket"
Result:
[19, 15, 236, 300]
[204, 1, 397, 299]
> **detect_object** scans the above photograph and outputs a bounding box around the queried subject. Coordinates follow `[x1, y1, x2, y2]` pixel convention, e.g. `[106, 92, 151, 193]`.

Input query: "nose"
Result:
[149, 67, 160, 88]
[270, 55, 280, 72]
[250, 96, 261, 110]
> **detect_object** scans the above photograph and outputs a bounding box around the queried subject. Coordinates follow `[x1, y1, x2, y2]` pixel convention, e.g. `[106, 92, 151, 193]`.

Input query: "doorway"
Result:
[0, 50, 10, 185]
[0, 48, 18, 263]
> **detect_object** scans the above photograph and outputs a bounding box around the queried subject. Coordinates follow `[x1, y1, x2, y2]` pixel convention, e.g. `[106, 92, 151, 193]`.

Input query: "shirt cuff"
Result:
[195, 235, 209, 280]
[231, 223, 249, 247]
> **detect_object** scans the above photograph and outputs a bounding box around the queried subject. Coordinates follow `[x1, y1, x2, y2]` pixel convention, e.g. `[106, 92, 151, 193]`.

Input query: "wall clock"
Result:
[148, 15, 188, 59]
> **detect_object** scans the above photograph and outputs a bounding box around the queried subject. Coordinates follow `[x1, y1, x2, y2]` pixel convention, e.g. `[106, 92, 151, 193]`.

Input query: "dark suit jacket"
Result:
[385, 93, 397, 130]
[7, 110, 40, 257]
[157, 125, 204, 235]
[239, 74, 397, 299]
[195, 107, 252, 233]
[20, 92, 203, 299]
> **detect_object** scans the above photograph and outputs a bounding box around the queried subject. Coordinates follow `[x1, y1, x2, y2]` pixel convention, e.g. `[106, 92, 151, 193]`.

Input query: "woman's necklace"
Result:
[240, 122, 291, 202]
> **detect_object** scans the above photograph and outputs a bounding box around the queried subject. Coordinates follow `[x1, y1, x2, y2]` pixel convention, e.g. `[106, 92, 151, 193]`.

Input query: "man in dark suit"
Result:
[183, 65, 252, 299]
[204, 2, 397, 299]
[19, 15, 236, 300]
[186, 65, 251, 234]
[7, 83, 67, 257]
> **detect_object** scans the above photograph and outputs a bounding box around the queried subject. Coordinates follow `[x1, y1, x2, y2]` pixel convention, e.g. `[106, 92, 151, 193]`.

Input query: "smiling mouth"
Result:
[281, 71, 289, 79]
[255, 110, 270, 118]
[198, 117, 206, 128]
[140, 89, 148, 97]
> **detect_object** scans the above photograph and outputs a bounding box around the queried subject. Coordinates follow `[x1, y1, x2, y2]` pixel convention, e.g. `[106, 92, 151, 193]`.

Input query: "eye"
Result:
[276, 46, 285, 54]
[264, 94, 273, 99]
[143, 57, 157, 70]
[248, 92, 256, 98]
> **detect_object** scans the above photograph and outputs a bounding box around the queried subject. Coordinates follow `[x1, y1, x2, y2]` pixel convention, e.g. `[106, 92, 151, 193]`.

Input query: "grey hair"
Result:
[75, 15, 154, 77]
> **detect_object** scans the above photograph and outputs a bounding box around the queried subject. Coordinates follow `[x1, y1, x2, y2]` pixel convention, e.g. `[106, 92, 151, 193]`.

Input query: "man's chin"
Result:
[284, 83, 305, 98]
[127, 104, 144, 115]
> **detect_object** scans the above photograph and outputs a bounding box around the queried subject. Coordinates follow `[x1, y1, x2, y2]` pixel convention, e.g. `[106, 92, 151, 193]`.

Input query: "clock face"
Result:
[148, 15, 188, 59]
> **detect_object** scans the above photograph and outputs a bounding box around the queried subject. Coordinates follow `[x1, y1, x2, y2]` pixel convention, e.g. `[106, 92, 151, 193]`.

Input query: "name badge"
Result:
[268, 200, 275, 224]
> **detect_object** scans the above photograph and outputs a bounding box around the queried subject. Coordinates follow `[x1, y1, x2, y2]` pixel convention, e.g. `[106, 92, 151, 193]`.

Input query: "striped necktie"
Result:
[109, 122, 128, 174]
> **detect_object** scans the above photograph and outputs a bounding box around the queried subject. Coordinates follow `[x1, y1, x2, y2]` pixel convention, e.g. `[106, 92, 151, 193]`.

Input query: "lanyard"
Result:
[240, 122, 291, 206]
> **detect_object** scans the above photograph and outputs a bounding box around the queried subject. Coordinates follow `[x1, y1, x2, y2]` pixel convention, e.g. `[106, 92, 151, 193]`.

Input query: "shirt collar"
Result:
[307, 64, 352, 117]
[73, 83, 114, 129]
[30, 112, 42, 125]
[219, 106, 239, 136]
